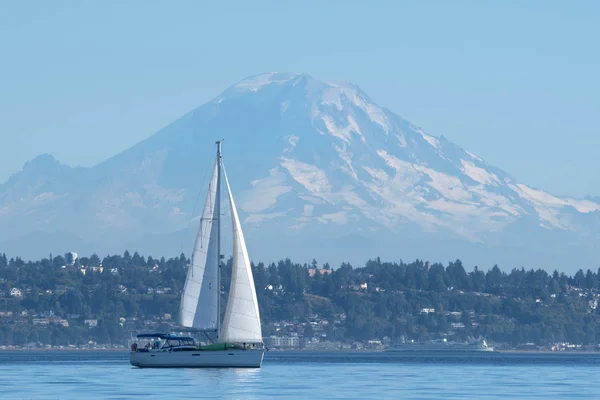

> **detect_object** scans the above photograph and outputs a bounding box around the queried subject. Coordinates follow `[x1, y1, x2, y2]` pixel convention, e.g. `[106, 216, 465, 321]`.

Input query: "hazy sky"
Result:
[1, 1, 598, 197]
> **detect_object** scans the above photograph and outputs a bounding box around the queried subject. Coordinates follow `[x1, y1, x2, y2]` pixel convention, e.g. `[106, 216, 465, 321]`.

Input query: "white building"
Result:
[84, 319, 98, 328]
[266, 335, 299, 348]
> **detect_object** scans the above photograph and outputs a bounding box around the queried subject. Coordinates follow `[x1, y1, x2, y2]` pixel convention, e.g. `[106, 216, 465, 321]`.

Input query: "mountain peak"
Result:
[2, 74, 600, 272]
[219, 72, 390, 144]
[229, 72, 371, 102]
[1, 153, 80, 189]
[24, 153, 59, 170]
[231, 72, 304, 92]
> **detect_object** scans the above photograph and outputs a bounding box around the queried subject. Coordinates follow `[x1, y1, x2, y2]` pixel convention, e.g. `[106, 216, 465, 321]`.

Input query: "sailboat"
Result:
[130, 141, 265, 368]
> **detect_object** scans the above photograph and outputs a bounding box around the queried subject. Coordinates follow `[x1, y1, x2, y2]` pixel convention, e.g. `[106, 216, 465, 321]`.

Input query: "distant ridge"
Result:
[1, 72, 599, 272]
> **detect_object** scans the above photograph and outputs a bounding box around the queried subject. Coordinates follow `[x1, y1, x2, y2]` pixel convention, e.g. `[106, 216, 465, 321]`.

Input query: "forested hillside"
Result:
[0, 251, 599, 348]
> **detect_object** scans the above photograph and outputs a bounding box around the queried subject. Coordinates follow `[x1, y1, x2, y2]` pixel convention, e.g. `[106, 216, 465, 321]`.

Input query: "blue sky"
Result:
[0, 0, 598, 197]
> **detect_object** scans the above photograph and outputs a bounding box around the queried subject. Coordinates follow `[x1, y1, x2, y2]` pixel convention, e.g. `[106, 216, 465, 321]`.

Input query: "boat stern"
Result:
[129, 350, 143, 367]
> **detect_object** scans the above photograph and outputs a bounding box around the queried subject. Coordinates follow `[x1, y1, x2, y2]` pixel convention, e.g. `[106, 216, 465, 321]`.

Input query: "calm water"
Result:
[0, 351, 598, 399]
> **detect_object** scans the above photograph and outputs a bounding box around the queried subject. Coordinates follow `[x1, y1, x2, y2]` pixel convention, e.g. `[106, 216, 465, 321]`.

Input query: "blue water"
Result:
[0, 351, 598, 399]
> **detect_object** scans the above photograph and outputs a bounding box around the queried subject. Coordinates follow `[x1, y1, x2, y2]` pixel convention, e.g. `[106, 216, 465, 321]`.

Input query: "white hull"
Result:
[386, 344, 494, 352]
[386, 347, 494, 352]
[130, 349, 265, 368]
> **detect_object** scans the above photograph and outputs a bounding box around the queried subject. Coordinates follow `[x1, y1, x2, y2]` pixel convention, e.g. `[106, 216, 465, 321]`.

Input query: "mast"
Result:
[215, 139, 222, 342]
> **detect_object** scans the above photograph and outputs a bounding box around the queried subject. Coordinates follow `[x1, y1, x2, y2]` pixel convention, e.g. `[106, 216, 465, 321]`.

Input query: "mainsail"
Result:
[220, 163, 263, 343]
[178, 156, 221, 330]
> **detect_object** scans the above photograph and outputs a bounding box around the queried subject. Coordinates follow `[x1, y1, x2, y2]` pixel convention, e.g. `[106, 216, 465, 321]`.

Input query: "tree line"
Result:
[0, 251, 599, 347]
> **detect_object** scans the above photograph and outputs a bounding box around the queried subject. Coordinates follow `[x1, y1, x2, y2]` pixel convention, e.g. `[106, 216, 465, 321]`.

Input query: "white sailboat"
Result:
[130, 141, 265, 368]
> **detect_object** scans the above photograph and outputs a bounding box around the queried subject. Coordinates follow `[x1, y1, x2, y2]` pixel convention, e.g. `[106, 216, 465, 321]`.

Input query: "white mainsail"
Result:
[220, 163, 263, 343]
[178, 156, 221, 330]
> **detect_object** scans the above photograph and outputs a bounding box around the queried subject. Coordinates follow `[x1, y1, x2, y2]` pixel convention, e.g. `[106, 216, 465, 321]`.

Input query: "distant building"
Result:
[84, 319, 98, 328]
[266, 336, 281, 347]
[280, 336, 299, 348]
[265, 335, 299, 348]
[10, 288, 23, 298]
[446, 311, 462, 317]
[80, 265, 104, 275]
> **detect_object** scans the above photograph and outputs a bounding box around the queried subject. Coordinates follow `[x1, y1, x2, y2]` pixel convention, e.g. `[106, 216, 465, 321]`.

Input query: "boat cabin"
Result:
[132, 333, 198, 352]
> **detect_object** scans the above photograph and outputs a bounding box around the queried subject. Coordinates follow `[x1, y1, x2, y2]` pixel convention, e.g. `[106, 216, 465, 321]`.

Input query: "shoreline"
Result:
[1, 347, 599, 354]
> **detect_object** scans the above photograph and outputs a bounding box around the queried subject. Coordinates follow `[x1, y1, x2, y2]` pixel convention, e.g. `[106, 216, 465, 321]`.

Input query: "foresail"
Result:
[178, 157, 220, 330]
[221, 165, 263, 343]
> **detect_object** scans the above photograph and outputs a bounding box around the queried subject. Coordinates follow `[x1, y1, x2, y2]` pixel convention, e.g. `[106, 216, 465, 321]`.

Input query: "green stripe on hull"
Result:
[200, 343, 235, 351]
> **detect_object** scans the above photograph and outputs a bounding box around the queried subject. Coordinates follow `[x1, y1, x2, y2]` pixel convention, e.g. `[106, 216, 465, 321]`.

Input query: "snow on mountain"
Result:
[223, 73, 599, 241]
[1, 72, 599, 271]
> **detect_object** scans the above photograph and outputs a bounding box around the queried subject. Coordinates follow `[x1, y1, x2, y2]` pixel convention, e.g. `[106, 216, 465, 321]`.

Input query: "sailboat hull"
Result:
[130, 349, 265, 368]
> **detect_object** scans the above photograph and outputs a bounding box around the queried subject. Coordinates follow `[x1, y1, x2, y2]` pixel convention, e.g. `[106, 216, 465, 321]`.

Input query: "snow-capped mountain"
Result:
[1, 73, 598, 271]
